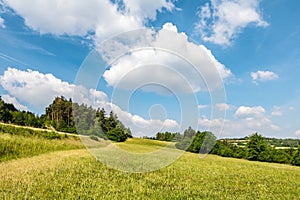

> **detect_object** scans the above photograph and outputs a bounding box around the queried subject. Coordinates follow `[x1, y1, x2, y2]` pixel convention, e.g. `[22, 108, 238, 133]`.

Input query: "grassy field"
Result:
[0, 123, 84, 161]
[1, 126, 300, 199]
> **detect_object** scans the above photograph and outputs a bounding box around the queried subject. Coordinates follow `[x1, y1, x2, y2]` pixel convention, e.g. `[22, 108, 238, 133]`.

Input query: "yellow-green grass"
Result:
[1, 138, 300, 199]
[116, 138, 175, 153]
[0, 124, 84, 161]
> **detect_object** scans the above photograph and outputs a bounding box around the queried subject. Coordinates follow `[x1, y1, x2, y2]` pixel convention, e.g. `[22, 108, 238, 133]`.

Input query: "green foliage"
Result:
[210, 133, 299, 166]
[0, 97, 16, 123]
[156, 131, 181, 141]
[106, 126, 128, 142]
[188, 131, 216, 153]
[95, 109, 131, 142]
[246, 133, 270, 161]
[45, 96, 76, 133]
[183, 126, 196, 138]
[272, 149, 292, 164]
[175, 127, 216, 154]
[292, 147, 300, 166]
[0, 97, 44, 128]
[0, 96, 131, 142]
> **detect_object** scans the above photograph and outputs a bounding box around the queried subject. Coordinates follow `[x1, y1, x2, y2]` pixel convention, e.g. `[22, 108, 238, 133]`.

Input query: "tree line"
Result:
[0, 96, 132, 142]
[154, 127, 300, 166]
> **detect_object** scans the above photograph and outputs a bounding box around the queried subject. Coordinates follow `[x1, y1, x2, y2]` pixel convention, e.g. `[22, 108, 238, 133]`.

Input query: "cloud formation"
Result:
[235, 106, 265, 119]
[251, 70, 279, 82]
[196, 0, 268, 45]
[199, 105, 280, 137]
[0, 67, 107, 109]
[102, 23, 231, 94]
[4, 0, 174, 41]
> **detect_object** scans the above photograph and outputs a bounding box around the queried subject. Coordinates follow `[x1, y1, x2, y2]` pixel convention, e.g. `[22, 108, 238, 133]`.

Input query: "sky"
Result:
[0, 0, 299, 138]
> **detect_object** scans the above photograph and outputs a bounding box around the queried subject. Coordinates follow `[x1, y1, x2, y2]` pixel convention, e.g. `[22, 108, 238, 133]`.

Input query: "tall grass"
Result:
[0, 124, 84, 161]
[1, 139, 300, 199]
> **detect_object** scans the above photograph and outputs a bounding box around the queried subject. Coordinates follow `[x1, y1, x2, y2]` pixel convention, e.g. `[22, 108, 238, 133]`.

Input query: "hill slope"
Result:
[1, 138, 300, 199]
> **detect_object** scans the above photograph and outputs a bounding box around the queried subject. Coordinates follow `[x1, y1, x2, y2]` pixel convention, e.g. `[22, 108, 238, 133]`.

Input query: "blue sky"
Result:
[0, 0, 299, 138]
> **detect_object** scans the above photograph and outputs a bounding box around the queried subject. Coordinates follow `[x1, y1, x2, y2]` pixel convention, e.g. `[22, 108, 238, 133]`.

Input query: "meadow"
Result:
[0, 124, 300, 199]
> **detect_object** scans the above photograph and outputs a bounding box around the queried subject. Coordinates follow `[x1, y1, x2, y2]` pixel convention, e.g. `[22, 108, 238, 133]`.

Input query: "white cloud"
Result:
[102, 23, 232, 94]
[0, 67, 178, 136]
[271, 106, 282, 117]
[251, 70, 279, 82]
[198, 104, 208, 109]
[295, 130, 300, 136]
[1, 94, 28, 111]
[235, 106, 265, 119]
[122, 0, 174, 22]
[215, 103, 235, 111]
[0, 67, 107, 109]
[4, 1, 231, 95]
[5, 0, 143, 40]
[5, 0, 174, 41]
[199, 105, 280, 138]
[196, 0, 268, 46]
[0, 17, 5, 28]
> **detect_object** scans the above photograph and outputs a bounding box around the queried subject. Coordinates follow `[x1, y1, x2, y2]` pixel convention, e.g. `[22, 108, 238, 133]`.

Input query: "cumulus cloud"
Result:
[0, 67, 178, 136]
[0, 67, 107, 109]
[102, 23, 231, 94]
[199, 105, 280, 137]
[0, 17, 5, 28]
[1, 94, 28, 110]
[195, 0, 268, 46]
[4, 1, 231, 95]
[4, 0, 174, 41]
[235, 106, 265, 119]
[251, 70, 279, 82]
[5, 0, 139, 38]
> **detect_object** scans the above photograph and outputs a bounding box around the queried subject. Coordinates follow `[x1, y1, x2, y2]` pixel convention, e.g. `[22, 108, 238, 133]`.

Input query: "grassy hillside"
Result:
[1, 136, 300, 199]
[0, 123, 84, 161]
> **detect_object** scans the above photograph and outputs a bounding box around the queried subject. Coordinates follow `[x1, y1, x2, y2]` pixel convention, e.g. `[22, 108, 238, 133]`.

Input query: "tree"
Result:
[106, 126, 127, 142]
[45, 96, 76, 133]
[292, 146, 300, 166]
[187, 131, 216, 153]
[155, 131, 180, 141]
[0, 97, 16, 123]
[246, 133, 271, 161]
[183, 126, 196, 139]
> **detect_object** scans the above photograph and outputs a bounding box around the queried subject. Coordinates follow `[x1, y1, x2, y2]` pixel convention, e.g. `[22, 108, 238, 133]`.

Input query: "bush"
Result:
[106, 127, 127, 142]
[292, 147, 300, 166]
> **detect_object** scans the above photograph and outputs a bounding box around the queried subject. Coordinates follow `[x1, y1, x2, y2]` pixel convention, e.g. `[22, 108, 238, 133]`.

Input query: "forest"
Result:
[0, 96, 132, 142]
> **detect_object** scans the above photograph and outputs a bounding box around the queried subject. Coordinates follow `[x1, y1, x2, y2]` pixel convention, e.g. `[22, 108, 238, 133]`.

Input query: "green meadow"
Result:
[0, 124, 300, 199]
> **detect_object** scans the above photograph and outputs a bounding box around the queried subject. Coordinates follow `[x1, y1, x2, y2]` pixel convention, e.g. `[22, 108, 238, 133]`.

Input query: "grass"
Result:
[116, 138, 175, 153]
[0, 123, 84, 161]
[1, 135, 300, 199]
